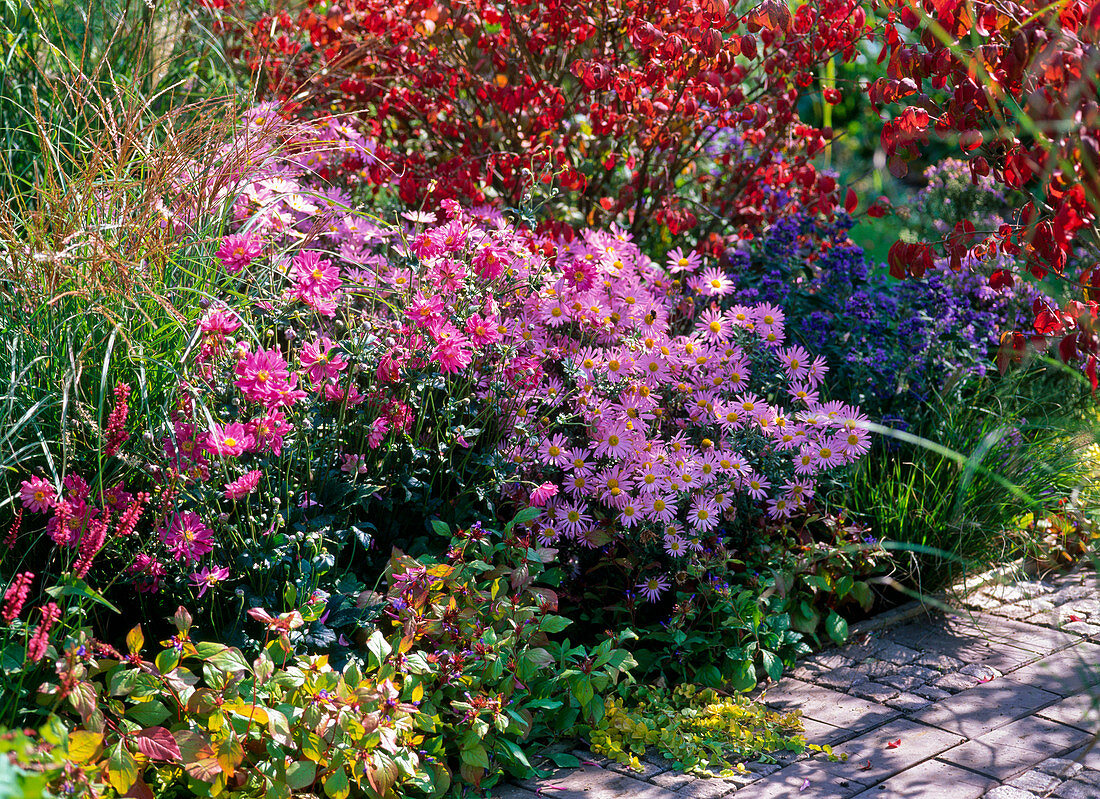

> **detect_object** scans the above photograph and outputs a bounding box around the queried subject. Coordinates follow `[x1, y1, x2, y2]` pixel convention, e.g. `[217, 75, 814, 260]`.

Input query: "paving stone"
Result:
[848, 758, 995, 799]
[608, 759, 667, 779]
[887, 619, 1037, 671]
[673, 777, 740, 798]
[524, 766, 680, 799]
[1047, 584, 1097, 606]
[651, 772, 696, 790]
[937, 715, 1089, 778]
[572, 749, 610, 767]
[791, 664, 827, 681]
[913, 685, 953, 701]
[964, 614, 1082, 656]
[1005, 769, 1062, 793]
[819, 718, 964, 785]
[934, 673, 982, 693]
[992, 603, 1050, 620]
[644, 754, 678, 771]
[1055, 776, 1100, 799]
[762, 679, 900, 732]
[983, 787, 1038, 799]
[874, 642, 922, 665]
[492, 785, 541, 799]
[1064, 742, 1100, 771]
[1008, 642, 1100, 696]
[815, 667, 871, 691]
[878, 674, 926, 692]
[909, 679, 1061, 739]
[1063, 621, 1100, 637]
[850, 682, 899, 702]
[836, 640, 884, 661]
[744, 761, 781, 777]
[1035, 757, 1085, 779]
[884, 692, 933, 712]
[855, 660, 906, 681]
[960, 664, 1002, 681]
[810, 651, 857, 670]
[917, 652, 969, 672]
[1035, 692, 1100, 732]
[729, 760, 867, 799]
[802, 718, 853, 747]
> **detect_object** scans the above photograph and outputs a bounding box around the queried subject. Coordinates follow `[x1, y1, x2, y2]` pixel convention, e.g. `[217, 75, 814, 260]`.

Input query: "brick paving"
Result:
[504, 565, 1100, 799]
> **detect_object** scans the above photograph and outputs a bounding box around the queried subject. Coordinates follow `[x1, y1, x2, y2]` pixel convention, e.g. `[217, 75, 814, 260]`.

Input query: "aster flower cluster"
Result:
[489, 227, 868, 590]
[727, 205, 1047, 427]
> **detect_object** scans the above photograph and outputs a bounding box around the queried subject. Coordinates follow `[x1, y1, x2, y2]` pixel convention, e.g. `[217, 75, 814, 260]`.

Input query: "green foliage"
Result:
[608, 515, 890, 690]
[588, 684, 805, 776]
[2, 519, 637, 797]
[837, 365, 1096, 588]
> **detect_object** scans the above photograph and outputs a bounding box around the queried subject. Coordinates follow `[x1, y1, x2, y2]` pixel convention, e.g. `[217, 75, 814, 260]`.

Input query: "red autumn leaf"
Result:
[1060, 333, 1079, 363]
[887, 241, 908, 280]
[959, 129, 983, 152]
[1068, 614, 1083, 622]
[843, 187, 858, 214]
[886, 739, 902, 749]
[858, 759, 872, 771]
[989, 270, 1014, 290]
[133, 727, 182, 762]
[1089, 355, 1098, 392]
[599, 197, 615, 211]
[1033, 305, 1064, 336]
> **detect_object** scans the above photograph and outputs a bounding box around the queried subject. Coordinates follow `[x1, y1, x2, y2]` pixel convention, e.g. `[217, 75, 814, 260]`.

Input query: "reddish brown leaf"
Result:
[133, 727, 182, 762]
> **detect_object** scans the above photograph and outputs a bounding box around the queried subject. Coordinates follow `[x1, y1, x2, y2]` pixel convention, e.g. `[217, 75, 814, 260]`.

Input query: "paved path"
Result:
[503, 566, 1100, 799]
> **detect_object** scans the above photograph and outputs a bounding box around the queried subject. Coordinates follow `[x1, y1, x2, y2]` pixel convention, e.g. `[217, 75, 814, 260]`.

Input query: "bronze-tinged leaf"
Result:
[133, 727, 182, 762]
[174, 730, 222, 783]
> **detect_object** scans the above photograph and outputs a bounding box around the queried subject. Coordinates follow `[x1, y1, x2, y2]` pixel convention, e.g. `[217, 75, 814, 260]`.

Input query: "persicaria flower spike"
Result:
[2, 572, 34, 623]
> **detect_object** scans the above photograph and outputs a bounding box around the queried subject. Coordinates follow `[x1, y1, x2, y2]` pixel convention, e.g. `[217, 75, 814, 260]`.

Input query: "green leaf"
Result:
[366, 630, 392, 671]
[286, 762, 316, 791]
[106, 742, 138, 794]
[850, 581, 874, 611]
[155, 649, 180, 675]
[760, 650, 784, 683]
[505, 507, 542, 532]
[547, 752, 580, 768]
[46, 579, 120, 614]
[429, 519, 450, 537]
[125, 701, 171, 727]
[324, 767, 350, 799]
[539, 615, 571, 634]
[460, 742, 490, 770]
[201, 645, 250, 675]
[825, 611, 849, 645]
[836, 576, 854, 598]
[729, 660, 757, 692]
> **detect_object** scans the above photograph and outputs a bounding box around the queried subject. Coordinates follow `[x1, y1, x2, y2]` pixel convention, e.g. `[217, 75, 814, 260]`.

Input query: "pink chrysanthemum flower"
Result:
[299, 337, 348, 387]
[19, 477, 55, 513]
[530, 482, 559, 507]
[160, 512, 214, 563]
[224, 469, 262, 500]
[206, 422, 253, 458]
[216, 233, 263, 274]
[235, 347, 293, 407]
